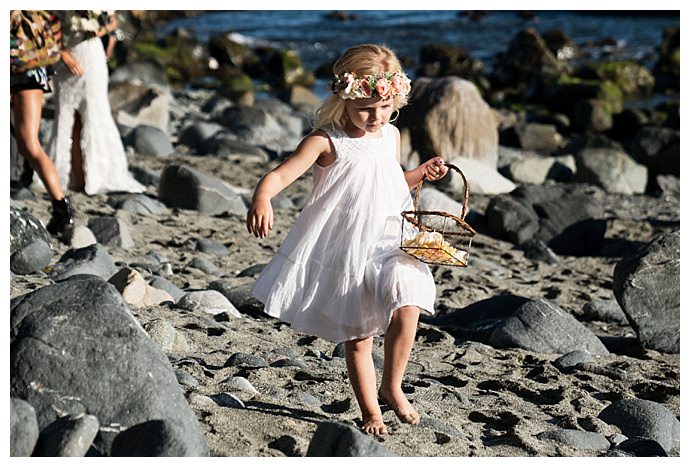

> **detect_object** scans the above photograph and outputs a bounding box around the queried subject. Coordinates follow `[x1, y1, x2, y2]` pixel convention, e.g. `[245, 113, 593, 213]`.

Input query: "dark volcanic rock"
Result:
[10, 276, 208, 456]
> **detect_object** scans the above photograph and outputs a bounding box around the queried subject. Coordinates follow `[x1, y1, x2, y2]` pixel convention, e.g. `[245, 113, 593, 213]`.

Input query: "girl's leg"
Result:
[69, 111, 85, 191]
[344, 337, 387, 435]
[379, 306, 421, 425]
[11, 89, 65, 201]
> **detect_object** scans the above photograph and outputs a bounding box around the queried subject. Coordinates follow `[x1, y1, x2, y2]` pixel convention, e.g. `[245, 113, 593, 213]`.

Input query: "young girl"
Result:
[246, 43, 448, 436]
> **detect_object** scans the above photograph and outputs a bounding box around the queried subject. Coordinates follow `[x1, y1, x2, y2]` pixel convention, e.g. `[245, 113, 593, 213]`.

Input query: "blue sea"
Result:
[162, 10, 679, 75]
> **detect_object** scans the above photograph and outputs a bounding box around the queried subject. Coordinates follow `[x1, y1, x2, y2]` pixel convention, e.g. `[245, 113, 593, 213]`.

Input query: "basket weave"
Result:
[400, 162, 477, 267]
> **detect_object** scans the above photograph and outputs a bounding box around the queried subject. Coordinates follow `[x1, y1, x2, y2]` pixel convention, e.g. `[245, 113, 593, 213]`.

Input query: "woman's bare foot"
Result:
[378, 388, 420, 425]
[361, 414, 388, 435]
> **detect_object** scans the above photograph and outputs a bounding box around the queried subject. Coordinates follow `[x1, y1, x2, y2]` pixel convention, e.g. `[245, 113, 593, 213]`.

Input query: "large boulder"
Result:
[574, 147, 648, 195]
[10, 204, 51, 255]
[158, 163, 246, 215]
[489, 298, 610, 356]
[10, 276, 208, 456]
[398, 76, 499, 168]
[613, 230, 680, 353]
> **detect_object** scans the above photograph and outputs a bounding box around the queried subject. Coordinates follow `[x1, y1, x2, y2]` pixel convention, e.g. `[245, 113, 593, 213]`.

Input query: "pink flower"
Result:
[391, 74, 405, 94]
[359, 79, 373, 97]
[343, 72, 355, 94]
[375, 77, 391, 98]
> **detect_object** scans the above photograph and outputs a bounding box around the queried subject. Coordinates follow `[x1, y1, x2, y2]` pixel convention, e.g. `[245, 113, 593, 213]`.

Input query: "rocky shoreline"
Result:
[10, 15, 679, 457]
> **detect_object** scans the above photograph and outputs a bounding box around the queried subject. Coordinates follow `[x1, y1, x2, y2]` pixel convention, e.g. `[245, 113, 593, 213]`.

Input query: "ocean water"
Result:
[162, 10, 679, 75]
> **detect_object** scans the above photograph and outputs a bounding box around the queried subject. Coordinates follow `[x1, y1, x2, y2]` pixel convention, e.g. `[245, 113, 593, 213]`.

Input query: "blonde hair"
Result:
[314, 44, 409, 131]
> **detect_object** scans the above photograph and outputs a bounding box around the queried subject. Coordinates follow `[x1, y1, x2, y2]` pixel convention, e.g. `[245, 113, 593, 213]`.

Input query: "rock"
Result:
[201, 134, 271, 162]
[49, 244, 118, 281]
[581, 299, 629, 324]
[446, 156, 516, 195]
[519, 238, 560, 266]
[628, 126, 680, 179]
[10, 239, 52, 275]
[158, 163, 247, 215]
[10, 276, 208, 456]
[208, 279, 265, 317]
[69, 225, 98, 249]
[10, 398, 39, 457]
[613, 230, 679, 353]
[599, 399, 679, 454]
[223, 352, 269, 368]
[87, 216, 134, 249]
[178, 121, 224, 151]
[489, 298, 610, 356]
[148, 276, 185, 302]
[186, 257, 224, 276]
[109, 81, 171, 134]
[398, 77, 499, 168]
[553, 350, 595, 371]
[108, 267, 175, 308]
[485, 184, 607, 256]
[219, 376, 260, 396]
[144, 319, 190, 354]
[574, 148, 648, 195]
[613, 437, 669, 457]
[10, 204, 51, 255]
[306, 421, 397, 456]
[513, 122, 563, 154]
[111, 419, 201, 456]
[108, 194, 169, 215]
[218, 105, 300, 154]
[502, 154, 575, 184]
[189, 237, 229, 256]
[131, 124, 174, 156]
[32, 414, 100, 457]
[177, 290, 242, 317]
[536, 428, 610, 452]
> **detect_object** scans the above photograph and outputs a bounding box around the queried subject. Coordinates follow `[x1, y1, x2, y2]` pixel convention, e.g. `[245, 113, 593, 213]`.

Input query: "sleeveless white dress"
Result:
[251, 123, 436, 343]
[47, 37, 144, 195]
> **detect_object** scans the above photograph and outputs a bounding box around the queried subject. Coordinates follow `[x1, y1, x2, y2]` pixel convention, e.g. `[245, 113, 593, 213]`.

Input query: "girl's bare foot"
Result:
[378, 388, 420, 425]
[361, 415, 388, 435]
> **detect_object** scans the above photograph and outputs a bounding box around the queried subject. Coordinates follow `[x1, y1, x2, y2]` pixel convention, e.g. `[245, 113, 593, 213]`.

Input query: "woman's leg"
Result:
[344, 336, 387, 435]
[11, 89, 65, 201]
[379, 306, 421, 425]
[69, 111, 85, 191]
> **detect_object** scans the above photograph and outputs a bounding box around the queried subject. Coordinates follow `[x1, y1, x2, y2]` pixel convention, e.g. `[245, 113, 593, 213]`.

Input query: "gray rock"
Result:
[614, 437, 669, 457]
[581, 299, 629, 324]
[575, 147, 648, 195]
[10, 398, 39, 457]
[513, 122, 563, 154]
[178, 121, 223, 151]
[613, 230, 680, 353]
[174, 370, 199, 388]
[144, 319, 190, 354]
[10, 204, 51, 255]
[10, 239, 52, 275]
[208, 279, 265, 317]
[186, 256, 224, 276]
[190, 237, 229, 256]
[503, 154, 575, 184]
[306, 421, 397, 456]
[109, 194, 168, 215]
[177, 290, 242, 317]
[10, 276, 208, 456]
[132, 124, 174, 156]
[224, 352, 269, 368]
[599, 399, 679, 454]
[111, 419, 201, 456]
[49, 243, 118, 281]
[33, 414, 99, 457]
[87, 216, 134, 249]
[489, 298, 610, 356]
[536, 428, 610, 452]
[201, 133, 270, 162]
[219, 376, 260, 396]
[210, 393, 245, 409]
[148, 276, 185, 302]
[553, 350, 595, 371]
[158, 163, 246, 215]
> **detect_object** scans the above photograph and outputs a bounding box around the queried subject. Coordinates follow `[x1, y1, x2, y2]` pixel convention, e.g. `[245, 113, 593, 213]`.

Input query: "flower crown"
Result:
[328, 71, 411, 100]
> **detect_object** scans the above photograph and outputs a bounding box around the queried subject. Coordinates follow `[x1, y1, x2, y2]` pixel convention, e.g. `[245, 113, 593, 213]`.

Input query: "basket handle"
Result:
[412, 161, 470, 221]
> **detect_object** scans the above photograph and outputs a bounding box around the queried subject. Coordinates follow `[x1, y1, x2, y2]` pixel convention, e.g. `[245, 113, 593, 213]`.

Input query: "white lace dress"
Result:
[47, 36, 144, 195]
[251, 123, 436, 343]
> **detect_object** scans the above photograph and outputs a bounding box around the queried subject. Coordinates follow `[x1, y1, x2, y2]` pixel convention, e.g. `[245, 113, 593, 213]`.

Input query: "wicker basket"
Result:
[400, 162, 477, 267]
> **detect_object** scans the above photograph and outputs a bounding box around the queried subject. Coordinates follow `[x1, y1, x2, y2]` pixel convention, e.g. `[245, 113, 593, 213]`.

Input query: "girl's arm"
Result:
[391, 124, 448, 189]
[246, 130, 332, 238]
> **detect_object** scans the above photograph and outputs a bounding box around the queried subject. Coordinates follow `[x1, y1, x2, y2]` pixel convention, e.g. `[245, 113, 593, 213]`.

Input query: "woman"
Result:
[48, 10, 144, 195]
[11, 10, 74, 241]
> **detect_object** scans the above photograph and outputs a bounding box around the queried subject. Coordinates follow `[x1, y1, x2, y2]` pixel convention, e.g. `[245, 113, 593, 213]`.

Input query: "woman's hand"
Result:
[246, 197, 274, 239]
[60, 50, 83, 76]
[420, 156, 449, 181]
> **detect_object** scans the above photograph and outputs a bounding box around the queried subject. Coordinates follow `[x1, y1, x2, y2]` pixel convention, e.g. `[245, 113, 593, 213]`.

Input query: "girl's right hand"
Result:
[246, 197, 274, 238]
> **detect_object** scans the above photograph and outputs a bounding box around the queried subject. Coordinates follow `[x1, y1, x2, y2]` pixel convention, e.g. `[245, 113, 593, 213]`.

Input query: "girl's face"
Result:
[344, 96, 395, 136]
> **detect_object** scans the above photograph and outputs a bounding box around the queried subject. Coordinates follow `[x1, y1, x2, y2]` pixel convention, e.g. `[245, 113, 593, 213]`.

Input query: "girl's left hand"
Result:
[421, 156, 448, 181]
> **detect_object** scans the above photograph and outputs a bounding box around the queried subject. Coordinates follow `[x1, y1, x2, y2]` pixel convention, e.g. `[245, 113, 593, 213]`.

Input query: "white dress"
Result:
[47, 37, 144, 195]
[251, 123, 436, 343]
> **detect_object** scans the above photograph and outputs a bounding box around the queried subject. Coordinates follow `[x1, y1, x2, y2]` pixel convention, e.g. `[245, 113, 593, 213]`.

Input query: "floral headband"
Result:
[328, 71, 412, 100]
